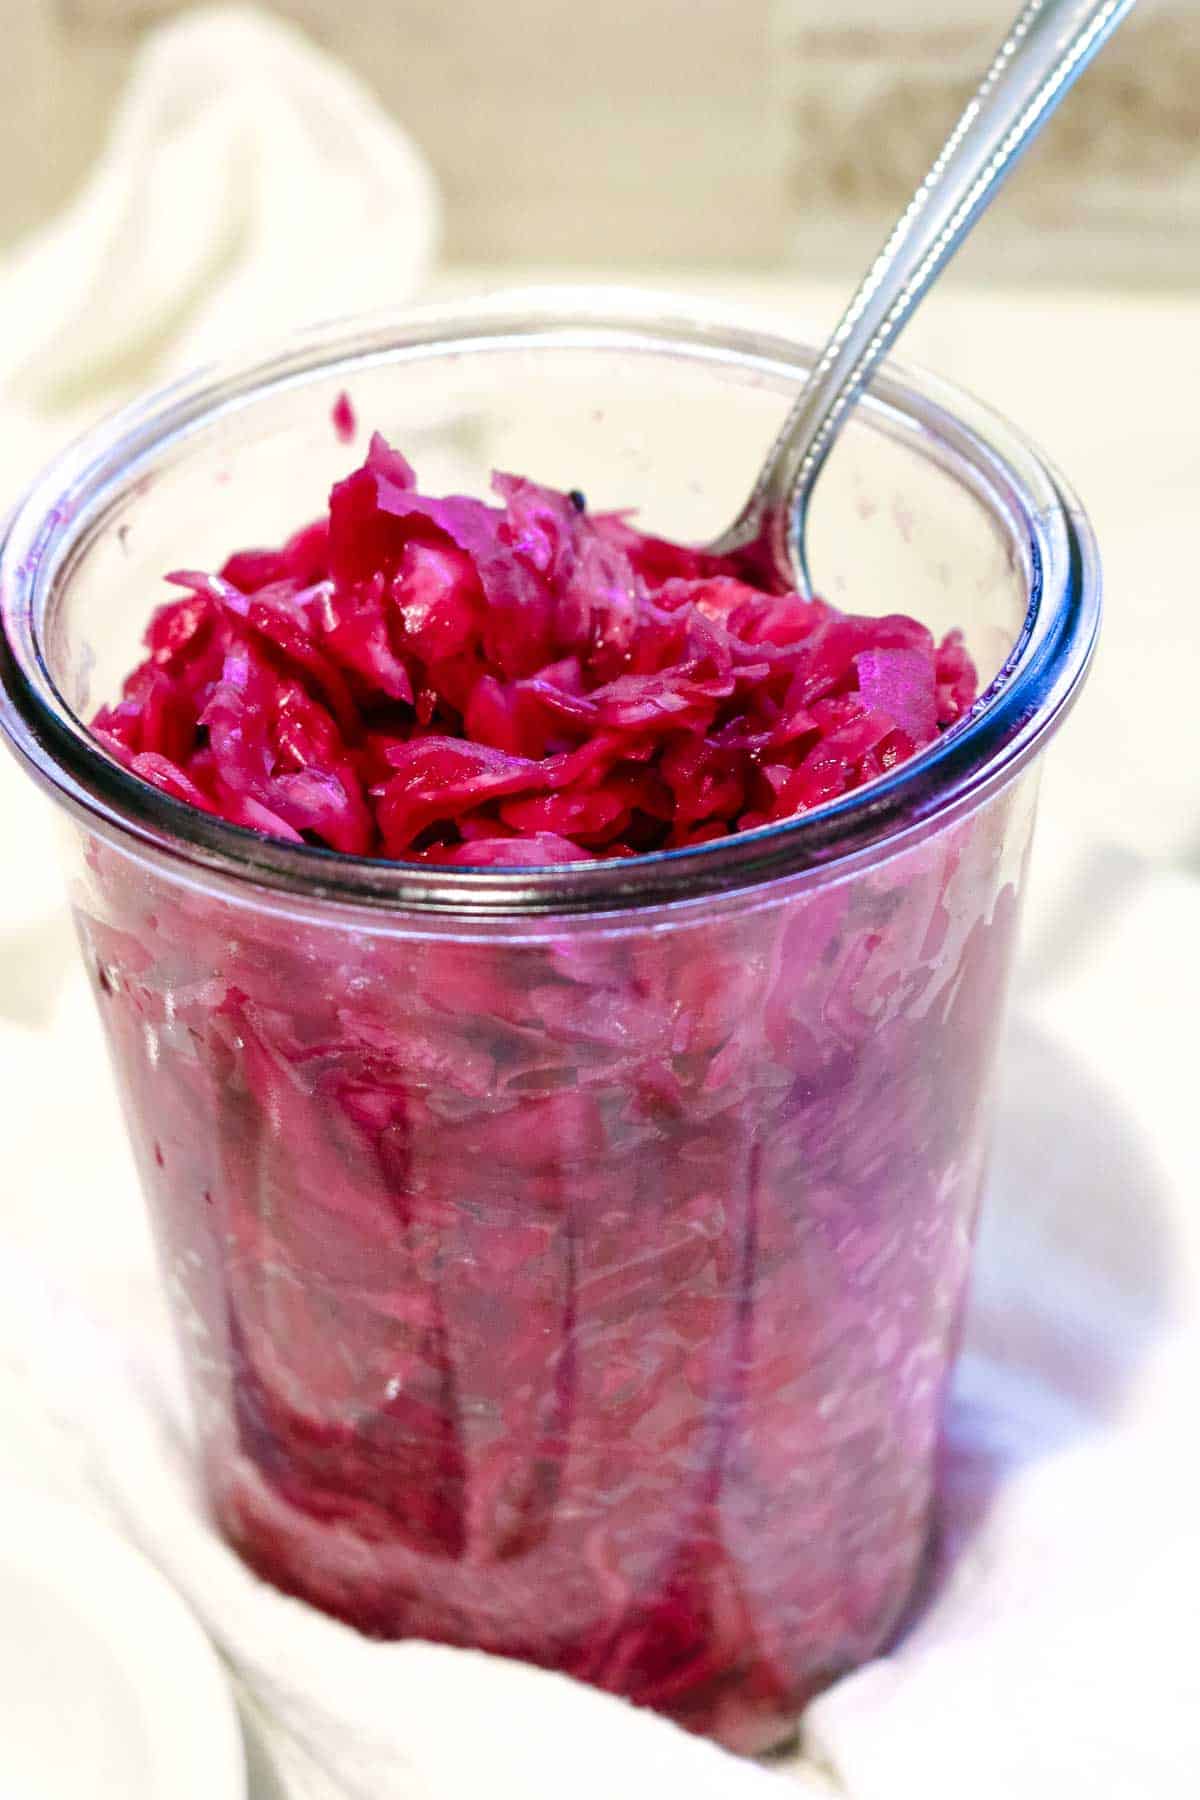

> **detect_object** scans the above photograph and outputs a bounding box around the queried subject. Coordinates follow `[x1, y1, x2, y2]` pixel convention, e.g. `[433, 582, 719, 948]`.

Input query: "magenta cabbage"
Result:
[77, 437, 1015, 1755]
[93, 436, 977, 865]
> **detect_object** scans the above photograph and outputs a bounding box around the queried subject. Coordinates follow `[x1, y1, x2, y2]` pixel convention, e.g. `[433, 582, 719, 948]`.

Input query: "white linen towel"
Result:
[0, 3, 438, 499]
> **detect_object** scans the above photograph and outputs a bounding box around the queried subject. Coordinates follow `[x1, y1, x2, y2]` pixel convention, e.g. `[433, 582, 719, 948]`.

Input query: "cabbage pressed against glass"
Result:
[75, 427, 1025, 1753]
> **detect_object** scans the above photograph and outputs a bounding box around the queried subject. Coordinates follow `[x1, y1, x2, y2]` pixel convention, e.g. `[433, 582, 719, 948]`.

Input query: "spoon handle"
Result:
[735, 0, 1137, 585]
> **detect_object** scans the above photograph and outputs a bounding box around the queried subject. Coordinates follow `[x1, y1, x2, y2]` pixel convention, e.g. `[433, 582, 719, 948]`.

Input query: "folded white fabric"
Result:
[0, 2, 438, 502]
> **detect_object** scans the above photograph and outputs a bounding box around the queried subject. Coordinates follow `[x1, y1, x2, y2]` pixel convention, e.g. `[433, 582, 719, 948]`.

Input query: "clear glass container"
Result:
[0, 295, 1099, 1752]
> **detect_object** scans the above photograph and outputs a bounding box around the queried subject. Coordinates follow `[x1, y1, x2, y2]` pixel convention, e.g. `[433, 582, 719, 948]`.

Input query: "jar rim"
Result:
[0, 289, 1100, 917]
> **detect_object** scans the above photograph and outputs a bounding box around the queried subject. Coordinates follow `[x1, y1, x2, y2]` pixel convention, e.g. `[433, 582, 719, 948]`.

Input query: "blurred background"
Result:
[3, 0, 1196, 283]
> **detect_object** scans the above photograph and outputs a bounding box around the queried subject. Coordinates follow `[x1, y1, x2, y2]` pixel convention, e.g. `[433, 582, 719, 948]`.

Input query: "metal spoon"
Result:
[712, 0, 1137, 595]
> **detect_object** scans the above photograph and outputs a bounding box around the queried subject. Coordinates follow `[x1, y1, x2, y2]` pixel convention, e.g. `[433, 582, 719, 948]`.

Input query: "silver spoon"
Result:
[712, 0, 1137, 595]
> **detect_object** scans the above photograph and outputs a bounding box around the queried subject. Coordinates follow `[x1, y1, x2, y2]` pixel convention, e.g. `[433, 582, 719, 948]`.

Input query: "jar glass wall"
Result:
[0, 297, 1099, 1751]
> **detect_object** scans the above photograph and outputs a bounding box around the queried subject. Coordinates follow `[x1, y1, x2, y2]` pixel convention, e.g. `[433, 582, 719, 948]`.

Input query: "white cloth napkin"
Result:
[2, 9, 1199, 1798]
[0, 2, 438, 505]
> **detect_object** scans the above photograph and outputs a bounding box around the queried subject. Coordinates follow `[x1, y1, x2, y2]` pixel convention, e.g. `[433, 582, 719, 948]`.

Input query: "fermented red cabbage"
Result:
[331, 390, 357, 444]
[78, 439, 1013, 1757]
[93, 437, 976, 863]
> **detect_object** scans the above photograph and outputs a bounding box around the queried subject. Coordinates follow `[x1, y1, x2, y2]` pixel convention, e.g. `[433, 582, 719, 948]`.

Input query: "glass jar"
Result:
[0, 295, 1099, 1753]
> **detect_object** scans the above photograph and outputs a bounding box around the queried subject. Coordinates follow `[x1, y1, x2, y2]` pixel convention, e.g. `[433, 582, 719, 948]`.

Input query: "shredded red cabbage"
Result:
[93, 436, 976, 864]
[331, 390, 358, 445]
[79, 438, 1005, 1754]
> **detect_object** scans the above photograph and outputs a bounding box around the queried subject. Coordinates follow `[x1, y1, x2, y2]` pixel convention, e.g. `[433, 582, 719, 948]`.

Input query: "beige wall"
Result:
[779, 0, 1200, 286]
[5, 0, 1197, 283]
